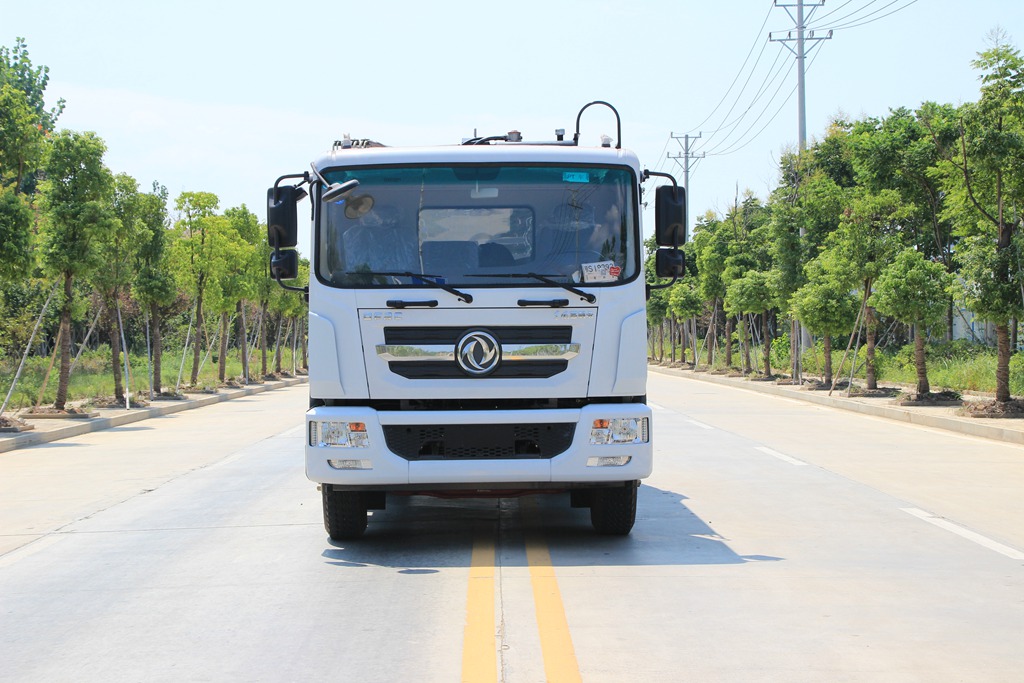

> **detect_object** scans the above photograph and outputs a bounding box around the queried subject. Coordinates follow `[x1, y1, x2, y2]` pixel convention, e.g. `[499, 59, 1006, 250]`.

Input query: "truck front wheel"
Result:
[322, 487, 368, 540]
[589, 482, 638, 535]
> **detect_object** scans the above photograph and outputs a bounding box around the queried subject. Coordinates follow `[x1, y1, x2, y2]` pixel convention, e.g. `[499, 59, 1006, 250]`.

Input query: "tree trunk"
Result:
[725, 316, 734, 368]
[762, 310, 771, 376]
[151, 303, 163, 394]
[300, 315, 308, 369]
[237, 301, 249, 383]
[54, 273, 74, 411]
[741, 315, 752, 374]
[218, 310, 230, 382]
[996, 322, 1011, 402]
[190, 297, 204, 386]
[823, 335, 833, 387]
[865, 304, 878, 391]
[260, 302, 269, 378]
[914, 321, 930, 396]
[108, 314, 124, 401]
[706, 299, 718, 366]
[274, 314, 285, 374]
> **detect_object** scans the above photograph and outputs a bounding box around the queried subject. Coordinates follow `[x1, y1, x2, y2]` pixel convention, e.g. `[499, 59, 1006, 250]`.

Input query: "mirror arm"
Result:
[642, 169, 678, 188]
[646, 276, 679, 300]
[274, 269, 308, 295]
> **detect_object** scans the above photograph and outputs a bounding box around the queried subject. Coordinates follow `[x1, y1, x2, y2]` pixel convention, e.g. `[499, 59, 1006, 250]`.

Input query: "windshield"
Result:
[316, 164, 639, 288]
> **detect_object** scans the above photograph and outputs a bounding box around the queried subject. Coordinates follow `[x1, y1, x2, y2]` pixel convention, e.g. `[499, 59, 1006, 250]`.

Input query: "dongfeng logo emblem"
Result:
[456, 331, 500, 376]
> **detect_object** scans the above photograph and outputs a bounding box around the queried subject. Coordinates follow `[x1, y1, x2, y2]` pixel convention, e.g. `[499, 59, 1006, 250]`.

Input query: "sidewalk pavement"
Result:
[5, 368, 1020, 452]
[649, 364, 1024, 447]
[0, 376, 308, 454]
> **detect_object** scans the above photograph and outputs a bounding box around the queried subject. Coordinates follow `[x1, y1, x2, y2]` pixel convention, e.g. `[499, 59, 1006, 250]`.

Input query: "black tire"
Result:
[589, 482, 637, 535]
[322, 487, 368, 540]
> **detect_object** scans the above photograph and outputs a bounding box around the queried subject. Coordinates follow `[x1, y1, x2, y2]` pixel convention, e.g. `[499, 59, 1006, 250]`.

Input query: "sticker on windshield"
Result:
[581, 260, 620, 283]
[562, 172, 590, 183]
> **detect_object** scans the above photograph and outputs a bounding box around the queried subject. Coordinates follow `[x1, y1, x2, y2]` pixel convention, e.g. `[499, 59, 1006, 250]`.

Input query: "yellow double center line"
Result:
[461, 501, 582, 683]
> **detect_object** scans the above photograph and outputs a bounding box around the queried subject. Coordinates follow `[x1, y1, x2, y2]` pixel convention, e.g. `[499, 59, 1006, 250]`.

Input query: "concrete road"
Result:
[1, 376, 1023, 682]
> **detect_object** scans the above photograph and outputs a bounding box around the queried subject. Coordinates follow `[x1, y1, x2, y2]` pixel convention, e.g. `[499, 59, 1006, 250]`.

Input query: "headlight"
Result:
[310, 421, 370, 448]
[589, 417, 648, 445]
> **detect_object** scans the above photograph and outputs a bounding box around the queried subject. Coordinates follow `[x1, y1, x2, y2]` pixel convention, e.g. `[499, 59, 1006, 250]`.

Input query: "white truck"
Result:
[267, 102, 685, 539]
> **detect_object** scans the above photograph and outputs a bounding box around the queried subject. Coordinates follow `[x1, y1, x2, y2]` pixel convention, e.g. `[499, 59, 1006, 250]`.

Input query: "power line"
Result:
[816, 0, 919, 31]
[686, 3, 776, 134]
[698, 52, 793, 156]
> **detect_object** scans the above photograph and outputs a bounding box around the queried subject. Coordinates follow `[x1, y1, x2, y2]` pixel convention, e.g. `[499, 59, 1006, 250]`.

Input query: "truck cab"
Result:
[268, 103, 685, 539]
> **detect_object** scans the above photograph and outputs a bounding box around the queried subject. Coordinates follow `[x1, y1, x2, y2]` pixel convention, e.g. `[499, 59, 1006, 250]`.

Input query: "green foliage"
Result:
[0, 37, 64, 131]
[955, 234, 1024, 323]
[0, 182, 32, 281]
[724, 270, 774, 316]
[0, 83, 45, 189]
[870, 248, 952, 326]
[38, 130, 116, 278]
[791, 273, 860, 338]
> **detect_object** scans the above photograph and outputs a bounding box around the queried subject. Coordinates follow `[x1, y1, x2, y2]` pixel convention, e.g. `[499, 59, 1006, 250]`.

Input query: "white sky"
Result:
[5, 0, 1023, 256]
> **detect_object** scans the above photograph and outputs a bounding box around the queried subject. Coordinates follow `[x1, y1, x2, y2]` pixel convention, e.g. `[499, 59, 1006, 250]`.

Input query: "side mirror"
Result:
[655, 248, 685, 278]
[655, 184, 686, 247]
[267, 185, 300, 249]
[270, 248, 299, 281]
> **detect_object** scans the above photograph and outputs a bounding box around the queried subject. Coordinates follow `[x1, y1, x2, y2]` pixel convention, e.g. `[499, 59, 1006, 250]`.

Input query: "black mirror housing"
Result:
[655, 185, 686, 247]
[271, 248, 299, 281]
[655, 248, 686, 278]
[267, 185, 300, 249]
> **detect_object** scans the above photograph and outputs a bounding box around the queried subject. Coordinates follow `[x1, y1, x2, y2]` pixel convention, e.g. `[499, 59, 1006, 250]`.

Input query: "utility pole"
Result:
[770, 0, 831, 383]
[668, 132, 705, 242]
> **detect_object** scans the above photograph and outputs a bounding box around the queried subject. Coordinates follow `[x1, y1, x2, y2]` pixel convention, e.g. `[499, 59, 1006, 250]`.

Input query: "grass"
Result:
[651, 338, 1016, 396]
[0, 346, 304, 411]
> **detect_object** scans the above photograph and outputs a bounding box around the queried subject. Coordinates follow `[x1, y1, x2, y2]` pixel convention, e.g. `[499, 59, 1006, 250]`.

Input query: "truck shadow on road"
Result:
[321, 484, 781, 570]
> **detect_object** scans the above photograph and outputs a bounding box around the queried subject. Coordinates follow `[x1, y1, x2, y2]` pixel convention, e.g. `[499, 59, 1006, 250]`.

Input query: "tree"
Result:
[933, 35, 1024, 403]
[819, 188, 913, 389]
[134, 183, 177, 394]
[91, 173, 144, 403]
[217, 205, 260, 382]
[791, 256, 862, 387]
[871, 248, 953, 396]
[852, 106, 958, 338]
[0, 38, 65, 132]
[38, 130, 116, 410]
[667, 279, 703, 364]
[725, 270, 777, 376]
[690, 212, 728, 365]
[170, 191, 221, 387]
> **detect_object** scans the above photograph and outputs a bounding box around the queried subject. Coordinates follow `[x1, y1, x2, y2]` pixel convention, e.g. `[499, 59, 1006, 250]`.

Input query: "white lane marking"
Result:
[686, 419, 713, 430]
[754, 446, 807, 466]
[901, 508, 1024, 561]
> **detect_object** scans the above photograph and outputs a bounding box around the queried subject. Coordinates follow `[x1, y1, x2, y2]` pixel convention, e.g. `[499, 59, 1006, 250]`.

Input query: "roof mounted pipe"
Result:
[573, 101, 621, 149]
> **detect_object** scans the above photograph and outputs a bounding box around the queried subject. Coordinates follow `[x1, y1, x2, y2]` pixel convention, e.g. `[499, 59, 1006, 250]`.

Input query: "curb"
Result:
[0, 377, 308, 454]
[648, 365, 1024, 447]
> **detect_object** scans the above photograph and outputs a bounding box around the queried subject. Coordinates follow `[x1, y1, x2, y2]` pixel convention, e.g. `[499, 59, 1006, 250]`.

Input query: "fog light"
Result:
[328, 459, 372, 470]
[587, 456, 632, 467]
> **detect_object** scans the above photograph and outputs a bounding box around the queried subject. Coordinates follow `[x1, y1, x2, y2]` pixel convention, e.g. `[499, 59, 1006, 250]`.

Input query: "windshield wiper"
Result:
[466, 273, 596, 303]
[345, 271, 473, 303]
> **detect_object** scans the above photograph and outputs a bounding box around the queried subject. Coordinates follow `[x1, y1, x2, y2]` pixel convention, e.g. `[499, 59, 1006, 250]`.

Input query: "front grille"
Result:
[381, 325, 575, 379]
[384, 326, 572, 345]
[388, 360, 567, 379]
[383, 423, 575, 460]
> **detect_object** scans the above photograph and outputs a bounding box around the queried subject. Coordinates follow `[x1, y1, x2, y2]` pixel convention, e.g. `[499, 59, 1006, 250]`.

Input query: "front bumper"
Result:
[305, 404, 653, 488]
